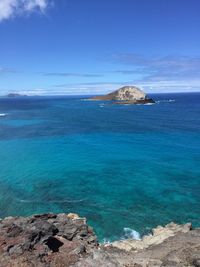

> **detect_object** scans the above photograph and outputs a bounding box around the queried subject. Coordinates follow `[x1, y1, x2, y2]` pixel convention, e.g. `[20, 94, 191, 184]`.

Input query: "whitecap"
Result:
[123, 227, 141, 240]
[144, 103, 155, 105]
[0, 113, 6, 117]
[82, 98, 99, 101]
[156, 99, 175, 104]
[18, 198, 86, 204]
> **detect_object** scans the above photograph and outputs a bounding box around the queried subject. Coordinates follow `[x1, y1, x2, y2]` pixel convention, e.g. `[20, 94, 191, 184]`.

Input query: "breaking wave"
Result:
[156, 99, 175, 104]
[144, 103, 155, 105]
[102, 227, 141, 244]
[99, 104, 105, 108]
[122, 227, 141, 240]
[0, 113, 7, 117]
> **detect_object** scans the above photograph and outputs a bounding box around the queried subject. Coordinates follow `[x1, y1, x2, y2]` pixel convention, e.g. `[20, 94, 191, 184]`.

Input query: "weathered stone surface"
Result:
[0, 213, 97, 267]
[110, 222, 192, 251]
[77, 224, 200, 267]
[90, 86, 155, 104]
[0, 214, 199, 267]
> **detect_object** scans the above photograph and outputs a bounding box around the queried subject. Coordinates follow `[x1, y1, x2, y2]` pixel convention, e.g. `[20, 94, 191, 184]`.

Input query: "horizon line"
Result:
[1, 90, 200, 97]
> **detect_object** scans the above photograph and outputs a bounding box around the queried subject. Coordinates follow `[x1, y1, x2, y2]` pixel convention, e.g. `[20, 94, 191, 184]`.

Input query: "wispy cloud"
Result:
[113, 53, 200, 83]
[44, 72, 103, 78]
[54, 81, 124, 87]
[0, 67, 17, 74]
[112, 70, 138, 75]
[54, 79, 200, 95]
[53, 81, 134, 95]
[0, 0, 51, 22]
[9, 88, 47, 96]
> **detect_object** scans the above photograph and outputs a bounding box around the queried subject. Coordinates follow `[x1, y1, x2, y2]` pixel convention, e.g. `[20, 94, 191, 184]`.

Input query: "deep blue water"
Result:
[0, 93, 199, 241]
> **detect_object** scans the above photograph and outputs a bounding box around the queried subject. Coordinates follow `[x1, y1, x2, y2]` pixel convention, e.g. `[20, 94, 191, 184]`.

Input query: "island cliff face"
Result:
[91, 86, 155, 104]
[0, 213, 199, 267]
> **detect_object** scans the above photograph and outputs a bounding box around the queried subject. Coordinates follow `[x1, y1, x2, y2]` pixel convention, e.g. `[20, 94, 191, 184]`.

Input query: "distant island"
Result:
[90, 86, 155, 104]
[7, 93, 28, 97]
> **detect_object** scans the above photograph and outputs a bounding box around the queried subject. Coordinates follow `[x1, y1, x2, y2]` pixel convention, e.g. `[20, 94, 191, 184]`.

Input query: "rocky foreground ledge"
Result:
[0, 213, 199, 267]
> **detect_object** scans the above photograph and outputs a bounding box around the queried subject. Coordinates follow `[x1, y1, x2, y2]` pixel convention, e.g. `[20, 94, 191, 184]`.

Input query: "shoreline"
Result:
[0, 212, 199, 266]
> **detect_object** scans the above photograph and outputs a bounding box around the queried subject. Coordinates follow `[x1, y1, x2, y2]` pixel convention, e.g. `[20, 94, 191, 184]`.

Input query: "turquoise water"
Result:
[0, 93, 199, 241]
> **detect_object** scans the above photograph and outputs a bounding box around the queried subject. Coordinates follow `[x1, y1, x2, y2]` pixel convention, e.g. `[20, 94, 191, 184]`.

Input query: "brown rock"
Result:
[0, 213, 199, 267]
[0, 213, 98, 267]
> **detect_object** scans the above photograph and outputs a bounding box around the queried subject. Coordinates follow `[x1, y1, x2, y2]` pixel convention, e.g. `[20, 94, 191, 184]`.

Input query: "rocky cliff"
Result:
[90, 86, 155, 104]
[0, 213, 199, 267]
[0, 213, 97, 267]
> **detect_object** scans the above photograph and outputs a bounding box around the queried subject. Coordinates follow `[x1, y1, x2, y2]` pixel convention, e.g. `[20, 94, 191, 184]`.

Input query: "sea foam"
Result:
[0, 113, 6, 117]
[144, 103, 155, 105]
[156, 99, 175, 104]
[123, 227, 141, 240]
[18, 198, 86, 204]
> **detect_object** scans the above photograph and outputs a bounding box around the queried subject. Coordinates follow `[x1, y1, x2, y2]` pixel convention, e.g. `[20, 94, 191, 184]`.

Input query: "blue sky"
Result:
[0, 0, 200, 95]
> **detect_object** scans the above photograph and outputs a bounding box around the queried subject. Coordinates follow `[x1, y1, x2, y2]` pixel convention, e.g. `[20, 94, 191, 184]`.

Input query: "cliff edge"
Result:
[0, 213, 199, 267]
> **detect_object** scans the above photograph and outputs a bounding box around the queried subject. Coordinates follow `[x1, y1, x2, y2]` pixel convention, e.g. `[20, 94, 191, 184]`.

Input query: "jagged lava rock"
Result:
[0, 213, 97, 267]
[0, 213, 200, 267]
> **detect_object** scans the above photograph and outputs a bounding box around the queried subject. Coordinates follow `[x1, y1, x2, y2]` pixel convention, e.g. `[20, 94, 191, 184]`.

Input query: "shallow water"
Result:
[0, 93, 199, 241]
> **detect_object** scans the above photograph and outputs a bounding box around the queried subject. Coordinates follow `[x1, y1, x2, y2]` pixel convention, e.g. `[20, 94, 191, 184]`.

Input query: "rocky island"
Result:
[90, 86, 155, 105]
[0, 212, 199, 267]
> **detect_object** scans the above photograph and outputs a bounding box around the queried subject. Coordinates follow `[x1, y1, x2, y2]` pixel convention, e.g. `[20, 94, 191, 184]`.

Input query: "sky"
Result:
[0, 0, 200, 96]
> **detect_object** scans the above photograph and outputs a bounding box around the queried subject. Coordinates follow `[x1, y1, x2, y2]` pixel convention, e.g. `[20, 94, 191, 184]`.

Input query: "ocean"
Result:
[0, 93, 199, 242]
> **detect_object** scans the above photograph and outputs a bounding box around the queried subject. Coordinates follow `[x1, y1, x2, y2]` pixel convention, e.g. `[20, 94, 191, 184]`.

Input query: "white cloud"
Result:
[0, 0, 50, 21]
[52, 78, 200, 95]
[10, 88, 47, 95]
